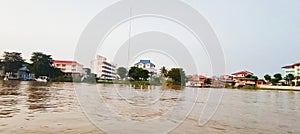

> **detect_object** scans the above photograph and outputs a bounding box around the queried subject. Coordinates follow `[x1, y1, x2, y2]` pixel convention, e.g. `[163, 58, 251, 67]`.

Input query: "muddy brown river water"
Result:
[0, 81, 299, 134]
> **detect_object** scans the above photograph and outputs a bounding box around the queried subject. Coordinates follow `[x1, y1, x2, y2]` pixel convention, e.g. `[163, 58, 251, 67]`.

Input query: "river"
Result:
[0, 81, 299, 134]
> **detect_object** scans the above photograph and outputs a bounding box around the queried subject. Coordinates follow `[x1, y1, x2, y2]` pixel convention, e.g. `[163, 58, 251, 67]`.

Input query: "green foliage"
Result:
[50, 76, 72, 82]
[141, 70, 150, 80]
[250, 76, 258, 81]
[117, 67, 128, 80]
[285, 74, 295, 86]
[29, 52, 53, 77]
[204, 78, 212, 85]
[269, 73, 283, 85]
[29, 52, 64, 79]
[160, 66, 168, 77]
[51, 67, 64, 78]
[130, 80, 150, 86]
[128, 67, 149, 81]
[242, 85, 256, 89]
[264, 74, 271, 82]
[246, 74, 258, 81]
[167, 68, 186, 86]
[3, 52, 24, 73]
[273, 73, 282, 82]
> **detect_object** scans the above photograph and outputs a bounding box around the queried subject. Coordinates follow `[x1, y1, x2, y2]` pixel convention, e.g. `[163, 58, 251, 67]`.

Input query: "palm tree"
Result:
[160, 66, 168, 78]
[286, 74, 295, 86]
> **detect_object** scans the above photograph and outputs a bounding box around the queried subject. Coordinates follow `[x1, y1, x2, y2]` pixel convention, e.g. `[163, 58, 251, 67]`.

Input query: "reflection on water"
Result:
[130, 84, 185, 90]
[0, 81, 75, 118]
[0, 81, 22, 118]
[27, 87, 55, 110]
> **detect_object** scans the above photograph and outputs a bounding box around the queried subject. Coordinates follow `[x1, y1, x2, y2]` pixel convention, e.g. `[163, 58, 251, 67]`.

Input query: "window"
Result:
[62, 64, 66, 67]
[56, 64, 61, 66]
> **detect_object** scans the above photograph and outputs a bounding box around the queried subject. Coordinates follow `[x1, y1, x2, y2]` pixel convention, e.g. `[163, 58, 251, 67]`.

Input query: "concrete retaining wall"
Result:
[257, 85, 300, 91]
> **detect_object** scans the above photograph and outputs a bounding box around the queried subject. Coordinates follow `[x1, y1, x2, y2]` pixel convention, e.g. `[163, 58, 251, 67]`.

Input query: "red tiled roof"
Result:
[53, 60, 77, 64]
[282, 62, 300, 68]
[199, 75, 206, 79]
[294, 62, 300, 66]
[282, 65, 293, 68]
[232, 71, 252, 75]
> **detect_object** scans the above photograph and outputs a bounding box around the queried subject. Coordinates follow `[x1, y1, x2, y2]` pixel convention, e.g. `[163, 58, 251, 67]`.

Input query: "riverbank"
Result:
[229, 85, 300, 92]
[257, 85, 300, 91]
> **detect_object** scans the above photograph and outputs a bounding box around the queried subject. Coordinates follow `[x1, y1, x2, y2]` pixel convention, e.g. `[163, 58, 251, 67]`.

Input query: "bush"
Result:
[50, 76, 73, 82]
[242, 85, 256, 89]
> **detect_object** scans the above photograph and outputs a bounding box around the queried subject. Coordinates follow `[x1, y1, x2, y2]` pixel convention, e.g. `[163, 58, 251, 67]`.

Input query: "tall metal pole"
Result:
[128, 8, 132, 66]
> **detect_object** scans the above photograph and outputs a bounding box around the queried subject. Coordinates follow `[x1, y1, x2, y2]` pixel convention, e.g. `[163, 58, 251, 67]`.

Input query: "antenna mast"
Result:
[128, 8, 132, 66]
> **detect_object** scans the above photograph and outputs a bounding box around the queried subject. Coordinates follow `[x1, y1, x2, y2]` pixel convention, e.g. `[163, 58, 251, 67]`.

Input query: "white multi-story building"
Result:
[91, 55, 116, 80]
[52, 60, 84, 75]
[134, 60, 157, 74]
[282, 62, 300, 77]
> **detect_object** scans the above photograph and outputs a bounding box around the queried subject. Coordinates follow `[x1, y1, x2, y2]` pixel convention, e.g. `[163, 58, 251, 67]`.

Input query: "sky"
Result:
[0, 0, 299, 78]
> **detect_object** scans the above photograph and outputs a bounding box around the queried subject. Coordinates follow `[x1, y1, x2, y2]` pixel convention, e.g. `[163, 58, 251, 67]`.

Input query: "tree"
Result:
[167, 68, 186, 86]
[141, 69, 150, 81]
[273, 73, 282, 83]
[117, 67, 128, 80]
[3, 52, 24, 73]
[128, 67, 149, 81]
[51, 67, 64, 78]
[264, 74, 271, 82]
[250, 75, 258, 81]
[29, 52, 63, 78]
[160, 66, 168, 77]
[246, 74, 258, 81]
[286, 74, 295, 86]
[204, 78, 212, 85]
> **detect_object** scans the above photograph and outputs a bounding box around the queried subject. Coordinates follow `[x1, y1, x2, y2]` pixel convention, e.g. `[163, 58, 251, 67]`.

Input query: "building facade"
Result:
[230, 71, 256, 87]
[52, 60, 84, 75]
[186, 74, 207, 87]
[282, 62, 300, 77]
[134, 60, 157, 74]
[91, 55, 116, 80]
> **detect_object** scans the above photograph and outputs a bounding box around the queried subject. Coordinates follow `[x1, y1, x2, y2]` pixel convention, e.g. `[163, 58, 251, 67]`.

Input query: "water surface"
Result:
[0, 81, 299, 134]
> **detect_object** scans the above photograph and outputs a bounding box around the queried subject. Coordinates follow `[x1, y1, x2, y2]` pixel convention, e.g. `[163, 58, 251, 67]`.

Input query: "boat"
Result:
[3, 76, 8, 81]
[35, 76, 48, 82]
[3, 73, 18, 81]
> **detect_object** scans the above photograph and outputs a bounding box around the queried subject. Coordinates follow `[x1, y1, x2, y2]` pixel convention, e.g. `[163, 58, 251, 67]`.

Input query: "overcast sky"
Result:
[0, 0, 299, 78]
